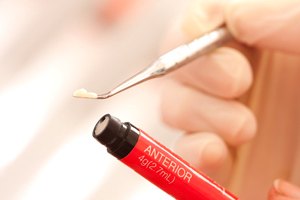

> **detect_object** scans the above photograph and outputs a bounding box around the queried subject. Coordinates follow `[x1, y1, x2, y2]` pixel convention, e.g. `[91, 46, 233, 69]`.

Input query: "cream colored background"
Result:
[0, 0, 187, 199]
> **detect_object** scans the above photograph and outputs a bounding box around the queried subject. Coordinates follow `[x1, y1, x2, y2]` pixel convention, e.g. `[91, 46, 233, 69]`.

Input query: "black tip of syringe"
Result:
[93, 114, 139, 159]
[93, 114, 122, 145]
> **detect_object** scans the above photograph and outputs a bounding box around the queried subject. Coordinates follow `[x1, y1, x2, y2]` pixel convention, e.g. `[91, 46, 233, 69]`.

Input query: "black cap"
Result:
[93, 114, 123, 145]
[93, 114, 139, 159]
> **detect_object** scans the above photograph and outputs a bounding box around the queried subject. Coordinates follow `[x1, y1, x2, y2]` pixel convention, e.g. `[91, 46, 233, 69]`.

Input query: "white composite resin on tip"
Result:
[73, 88, 97, 98]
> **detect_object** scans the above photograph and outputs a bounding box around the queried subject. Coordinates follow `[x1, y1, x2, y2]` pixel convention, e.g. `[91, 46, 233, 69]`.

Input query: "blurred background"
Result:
[0, 0, 187, 199]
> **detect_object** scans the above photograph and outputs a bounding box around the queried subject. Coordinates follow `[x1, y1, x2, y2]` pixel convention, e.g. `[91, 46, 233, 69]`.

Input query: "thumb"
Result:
[225, 0, 300, 54]
[268, 179, 300, 200]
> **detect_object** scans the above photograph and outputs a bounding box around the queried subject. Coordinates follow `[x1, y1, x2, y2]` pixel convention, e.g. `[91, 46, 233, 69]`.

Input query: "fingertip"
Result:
[225, 0, 263, 46]
[160, 80, 257, 146]
[235, 109, 257, 145]
[226, 106, 257, 146]
[271, 179, 300, 199]
[210, 47, 253, 98]
[224, 0, 244, 41]
[201, 140, 228, 171]
[174, 133, 230, 171]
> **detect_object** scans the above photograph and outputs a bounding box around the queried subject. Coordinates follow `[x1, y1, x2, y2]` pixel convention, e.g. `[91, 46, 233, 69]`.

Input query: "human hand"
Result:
[269, 179, 300, 200]
[160, 0, 300, 199]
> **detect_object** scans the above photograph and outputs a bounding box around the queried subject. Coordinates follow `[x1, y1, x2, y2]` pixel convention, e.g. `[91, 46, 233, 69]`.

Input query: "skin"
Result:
[160, 0, 300, 199]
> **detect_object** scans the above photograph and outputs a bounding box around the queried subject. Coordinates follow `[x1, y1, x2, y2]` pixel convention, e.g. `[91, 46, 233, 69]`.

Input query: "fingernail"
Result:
[273, 179, 300, 198]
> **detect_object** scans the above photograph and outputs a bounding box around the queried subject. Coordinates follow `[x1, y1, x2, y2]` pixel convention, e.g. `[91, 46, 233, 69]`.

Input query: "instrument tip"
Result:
[73, 88, 98, 99]
[73, 88, 112, 99]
